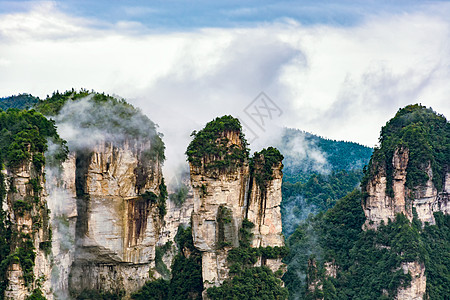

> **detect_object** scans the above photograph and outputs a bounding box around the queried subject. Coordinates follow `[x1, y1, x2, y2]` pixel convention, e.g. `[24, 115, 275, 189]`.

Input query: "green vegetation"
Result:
[284, 190, 450, 299]
[281, 170, 363, 236]
[282, 105, 449, 299]
[251, 147, 284, 196]
[362, 104, 449, 195]
[155, 242, 172, 280]
[158, 178, 168, 219]
[0, 108, 66, 298]
[130, 278, 169, 300]
[217, 206, 233, 249]
[0, 108, 67, 169]
[284, 190, 424, 299]
[207, 219, 288, 300]
[35, 89, 165, 162]
[279, 128, 373, 184]
[169, 183, 189, 207]
[280, 128, 371, 237]
[421, 212, 450, 298]
[132, 226, 203, 300]
[0, 94, 39, 110]
[207, 266, 288, 300]
[186, 115, 249, 171]
[26, 288, 46, 300]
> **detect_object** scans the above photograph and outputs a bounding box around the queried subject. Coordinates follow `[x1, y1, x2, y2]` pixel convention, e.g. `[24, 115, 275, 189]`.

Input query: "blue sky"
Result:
[0, 1, 449, 178]
[1, 0, 447, 29]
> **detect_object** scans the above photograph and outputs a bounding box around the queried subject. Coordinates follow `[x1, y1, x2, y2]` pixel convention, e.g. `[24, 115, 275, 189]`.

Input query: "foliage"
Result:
[283, 190, 432, 299]
[281, 169, 363, 236]
[155, 242, 172, 279]
[0, 108, 64, 298]
[0, 108, 68, 169]
[26, 288, 46, 300]
[141, 191, 158, 204]
[132, 226, 203, 300]
[158, 178, 168, 219]
[421, 212, 450, 299]
[361, 104, 449, 195]
[169, 184, 189, 207]
[0, 169, 12, 297]
[0, 94, 39, 110]
[279, 128, 373, 184]
[251, 147, 284, 195]
[209, 219, 288, 299]
[131, 279, 169, 300]
[217, 206, 233, 249]
[207, 266, 288, 300]
[186, 115, 249, 170]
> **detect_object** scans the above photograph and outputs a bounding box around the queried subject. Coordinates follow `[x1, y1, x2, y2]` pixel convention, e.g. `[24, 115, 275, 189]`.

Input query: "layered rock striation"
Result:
[59, 141, 165, 297]
[361, 104, 449, 300]
[187, 116, 286, 292]
[3, 158, 53, 300]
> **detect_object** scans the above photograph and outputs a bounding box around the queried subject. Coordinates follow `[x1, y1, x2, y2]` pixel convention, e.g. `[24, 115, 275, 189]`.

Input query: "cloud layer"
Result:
[1, 2, 449, 178]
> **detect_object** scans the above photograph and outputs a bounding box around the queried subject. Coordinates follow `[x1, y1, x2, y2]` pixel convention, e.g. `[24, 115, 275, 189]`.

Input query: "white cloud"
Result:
[0, 4, 449, 178]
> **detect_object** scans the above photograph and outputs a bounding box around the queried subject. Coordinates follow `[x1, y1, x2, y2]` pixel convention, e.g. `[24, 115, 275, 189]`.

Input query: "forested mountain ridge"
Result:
[279, 128, 373, 184]
[0, 94, 39, 110]
[278, 129, 373, 236]
[284, 104, 450, 300]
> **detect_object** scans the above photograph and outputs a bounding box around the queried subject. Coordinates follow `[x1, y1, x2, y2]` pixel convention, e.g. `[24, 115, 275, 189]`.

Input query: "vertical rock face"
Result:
[3, 158, 52, 300]
[190, 130, 250, 289]
[247, 160, 284, 248]
[396, 261, 427, 300]
[361, 105, 449, 300]
[187, 117, 286, 293]
[363, 147, 450, 228]
[64, 141, 164, 297]
[363, 147, 410, 229]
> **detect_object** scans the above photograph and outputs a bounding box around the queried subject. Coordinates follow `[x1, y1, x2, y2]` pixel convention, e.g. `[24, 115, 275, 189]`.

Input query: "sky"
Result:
[0, 0, 449, 179]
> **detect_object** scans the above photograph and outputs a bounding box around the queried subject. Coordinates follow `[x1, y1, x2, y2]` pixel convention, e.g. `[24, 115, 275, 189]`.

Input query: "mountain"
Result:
[0, 93, 287, 300]
[0, 94, 39, 110]
[278, 129, 373, 236]
[279, 128, 373, 184]
[283, 104, 450, 300]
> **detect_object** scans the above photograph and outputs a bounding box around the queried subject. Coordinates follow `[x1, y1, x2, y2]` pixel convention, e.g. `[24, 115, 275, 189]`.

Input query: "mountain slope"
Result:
[278, 129, 373, 236]
[283, 104, 450, 300]
[0, 94, 39, 110]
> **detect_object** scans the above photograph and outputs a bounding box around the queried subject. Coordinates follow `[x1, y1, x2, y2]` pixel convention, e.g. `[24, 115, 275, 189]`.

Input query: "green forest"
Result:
[283, 105, 450, 299]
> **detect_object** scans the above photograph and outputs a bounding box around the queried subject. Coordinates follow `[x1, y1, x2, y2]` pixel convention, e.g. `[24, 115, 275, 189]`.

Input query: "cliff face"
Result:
[188, 126, 285, 292]
[361, 105, 449, 300]
[48, 141, 166, 298]
[363, 147, 449, 229]
[3, 157, 52, 300]
[362, 147, 450, 300]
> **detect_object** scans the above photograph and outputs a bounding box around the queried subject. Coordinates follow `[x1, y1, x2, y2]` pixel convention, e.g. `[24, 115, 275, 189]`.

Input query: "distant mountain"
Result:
[278, 128, 373, 184]
[0, 94, 39, 110]
[277, 128, 373, 236]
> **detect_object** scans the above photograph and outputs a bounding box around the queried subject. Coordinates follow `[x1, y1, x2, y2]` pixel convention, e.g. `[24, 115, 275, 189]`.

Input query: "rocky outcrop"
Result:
[247, 160, 284, 249]
[396, 261, 426, 300]
[363, 147, 449, 300]
[47, 141, 166, 298]
[363, 147, 449, 229]
[3, 156, 52, 300]
[188, 127, 285, 292]
[190, 130, 250, 290]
